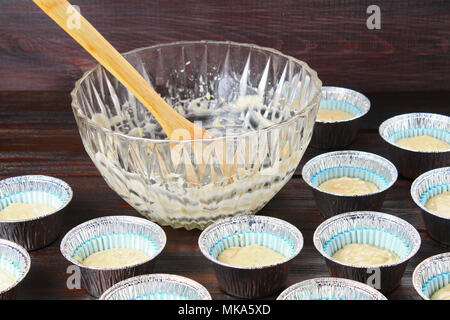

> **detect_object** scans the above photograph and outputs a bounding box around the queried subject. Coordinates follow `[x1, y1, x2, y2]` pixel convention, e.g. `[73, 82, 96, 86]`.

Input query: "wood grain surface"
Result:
[0, 0, 449, 92]
[0, 91, 448, 300]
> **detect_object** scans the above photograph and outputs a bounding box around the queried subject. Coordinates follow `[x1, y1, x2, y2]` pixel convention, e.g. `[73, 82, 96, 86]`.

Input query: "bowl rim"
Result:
[59, 215, 167, 271]
[410, 166, 450, 221]
[0, 239, 31, 295]
[301, 150, 398, 198]
[197, 215, 304, 270]
[99, 273, 212, 300]
[71, 40, 322, 144]
[315, 86, 371, 124]
[276, 277, 387, 300]
[0, 175, 73, 224]
[412, 252, 450, 300]
[378, 112, 450, 154]
[313, 211, 421, 269]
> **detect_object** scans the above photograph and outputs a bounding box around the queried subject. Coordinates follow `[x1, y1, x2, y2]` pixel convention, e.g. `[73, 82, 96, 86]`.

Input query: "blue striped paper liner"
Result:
[209, 231, 295, 260]
[319, 99, 362, 118]
[72, 232, 159, 262]
[0, 190, 63, 212]
[422, 271, 450, 298]
[310, 166, 389, 191]
[388, 128, 450, 146]
[323, 227, 411, 260]
[418, 183, 450, 205]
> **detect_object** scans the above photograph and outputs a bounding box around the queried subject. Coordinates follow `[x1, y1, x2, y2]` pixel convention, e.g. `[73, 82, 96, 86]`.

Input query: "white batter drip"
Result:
[79, 248, 149, 268]
[396, 135, 450, 151]
[217, 244, 286, 267]
[318, 176, 379, 195]
[332, 243, 400, 266]
[425, 191, 450, 217]
[0, 269, 16, 292]
[0, 202, 55, 221]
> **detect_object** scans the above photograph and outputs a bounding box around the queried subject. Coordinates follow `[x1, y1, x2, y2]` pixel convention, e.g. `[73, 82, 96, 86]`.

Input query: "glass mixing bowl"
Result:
[71, 41, 321, 230]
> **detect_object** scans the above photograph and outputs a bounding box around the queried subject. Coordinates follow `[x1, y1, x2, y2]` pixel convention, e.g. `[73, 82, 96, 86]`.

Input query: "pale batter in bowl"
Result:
[0, 202, 55, 221]
[396, 135, 450, 151]
[217, 244, 286, 268]
[332, 243, 400, 266]
[425, 191, 450, 218]
[78, 248, 149, 268]
[318, 176, 379, 195]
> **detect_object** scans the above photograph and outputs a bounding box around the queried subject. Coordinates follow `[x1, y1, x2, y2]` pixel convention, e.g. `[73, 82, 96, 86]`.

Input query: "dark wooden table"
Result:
[0, 91, 449, 300]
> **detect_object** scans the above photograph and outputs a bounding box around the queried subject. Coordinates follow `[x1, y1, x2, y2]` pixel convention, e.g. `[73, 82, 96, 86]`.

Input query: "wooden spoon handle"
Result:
[33, 0, 212, 140]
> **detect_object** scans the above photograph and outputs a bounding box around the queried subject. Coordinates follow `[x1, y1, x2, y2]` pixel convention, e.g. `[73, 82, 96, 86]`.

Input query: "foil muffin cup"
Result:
[412, 252, 450, 300]
[198, 215, 303, 298]
[60, 215, 167, 298]
[411, 167, 450, 245]
[0, 239, 31, 300]
[313, 211, 421, 294]
[99, 273, 211, 300]
[276, 277, 387, 300]
[302, 150, 398, 219]
[379, 113, 450, 179]
[0, 175, 73, 251]
[310, 86, 370, 149]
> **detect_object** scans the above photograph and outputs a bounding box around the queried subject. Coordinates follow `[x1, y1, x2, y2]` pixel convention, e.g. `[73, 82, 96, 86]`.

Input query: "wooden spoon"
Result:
[32, 0, 213, 141]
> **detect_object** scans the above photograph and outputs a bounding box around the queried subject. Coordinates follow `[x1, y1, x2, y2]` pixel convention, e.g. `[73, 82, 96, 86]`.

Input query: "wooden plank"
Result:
[0, 0, 449, 91]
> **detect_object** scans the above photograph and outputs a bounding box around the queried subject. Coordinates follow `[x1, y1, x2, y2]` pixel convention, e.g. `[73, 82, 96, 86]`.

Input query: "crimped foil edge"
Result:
[60, 215, 167, 271]
[276, 277, 387, 300]
[99, 274, 212, 300]
[198, 215, 303, 270]
[302, 150, 398, 197]
[379, 112, 450, 154]
[313, 211, 421, 268]
[411, 166, 450, 220]
[412, 252, 450, 300]
[316, 86, 371, 123]
[0, 175, 73, 223]
[0, 239, 31, 296]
